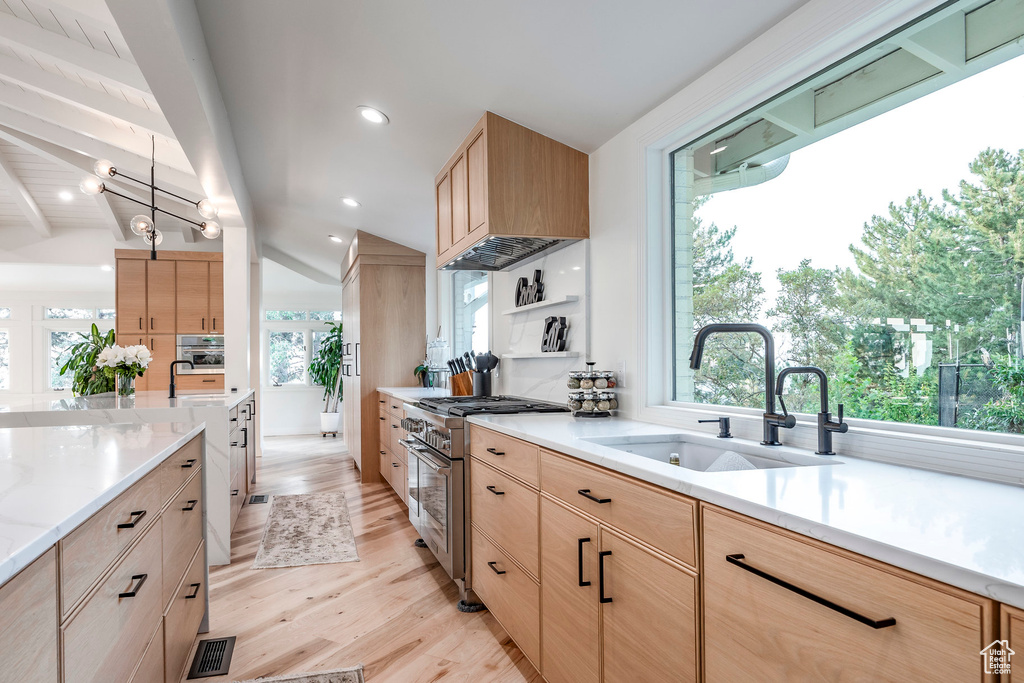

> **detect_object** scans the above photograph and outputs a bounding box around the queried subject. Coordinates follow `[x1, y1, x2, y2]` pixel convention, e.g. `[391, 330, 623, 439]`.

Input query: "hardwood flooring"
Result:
[181, 435, 542, 682]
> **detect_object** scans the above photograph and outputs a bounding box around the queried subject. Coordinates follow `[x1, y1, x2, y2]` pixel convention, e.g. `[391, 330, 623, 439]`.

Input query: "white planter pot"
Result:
[320, 411, 341, 433]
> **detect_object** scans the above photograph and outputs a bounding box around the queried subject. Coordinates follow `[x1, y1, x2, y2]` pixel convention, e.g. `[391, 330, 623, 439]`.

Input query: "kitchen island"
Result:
[0, 390, 255, 565]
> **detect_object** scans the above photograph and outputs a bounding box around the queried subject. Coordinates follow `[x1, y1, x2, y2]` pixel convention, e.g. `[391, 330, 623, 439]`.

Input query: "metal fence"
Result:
[937, 363, 1002, 427]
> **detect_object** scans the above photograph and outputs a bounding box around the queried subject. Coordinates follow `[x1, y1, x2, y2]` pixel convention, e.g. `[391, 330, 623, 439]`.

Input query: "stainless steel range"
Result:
[400, 396, 569, 609]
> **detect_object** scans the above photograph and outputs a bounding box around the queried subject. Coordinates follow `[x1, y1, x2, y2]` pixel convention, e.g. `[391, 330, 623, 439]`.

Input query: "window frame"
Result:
[261, 309, 342, 390]
[42, 322, 94, 392]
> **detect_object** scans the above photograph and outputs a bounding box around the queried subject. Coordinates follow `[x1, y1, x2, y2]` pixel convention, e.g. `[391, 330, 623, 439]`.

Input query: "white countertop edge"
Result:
[0, 422, 206, 585]
[466, 415, 1024, 610]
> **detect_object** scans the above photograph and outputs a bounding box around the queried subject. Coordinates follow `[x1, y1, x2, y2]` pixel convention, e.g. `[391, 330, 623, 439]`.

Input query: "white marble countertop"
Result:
[467, 413, 1024, 609]
[0, 389, 252, 414]
[0, 422, 205, 586]
[377, 386, 451, 404]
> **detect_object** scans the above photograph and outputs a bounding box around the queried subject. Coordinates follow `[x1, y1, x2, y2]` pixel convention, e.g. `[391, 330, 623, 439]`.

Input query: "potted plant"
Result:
[308, 322, 344, 434]
[414, 362, 430, 387]
[96, 343, 152, 396]
[58, 324, 117, 396]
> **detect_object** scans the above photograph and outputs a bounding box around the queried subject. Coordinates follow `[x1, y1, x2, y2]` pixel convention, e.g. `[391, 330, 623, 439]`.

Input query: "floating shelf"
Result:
[501, 295, 579, 316]
[501, 351, 580, 359]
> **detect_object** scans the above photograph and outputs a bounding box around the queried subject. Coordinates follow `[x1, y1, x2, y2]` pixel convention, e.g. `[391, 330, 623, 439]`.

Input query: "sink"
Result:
[580, 434, 839, 472]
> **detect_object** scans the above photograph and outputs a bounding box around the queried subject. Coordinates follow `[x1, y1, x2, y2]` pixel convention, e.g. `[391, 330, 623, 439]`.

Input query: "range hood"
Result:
[440, 236, 579, 271]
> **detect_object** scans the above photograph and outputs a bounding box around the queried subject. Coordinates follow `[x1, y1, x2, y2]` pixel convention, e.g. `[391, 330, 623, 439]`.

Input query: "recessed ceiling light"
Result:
[329, 235, 344, 243]
[59, 190, 73, 201]
[341, 197, 360, 208]
[357, 106, 389, 125]
[100, 264, 113, 272]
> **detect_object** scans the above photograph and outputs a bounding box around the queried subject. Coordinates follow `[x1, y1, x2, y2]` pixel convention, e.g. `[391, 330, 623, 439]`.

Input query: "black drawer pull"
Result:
[486, 485, 505, 496]
[578, 489, 611, 504]
[578, 537, 592, 587]
[181, 458, 197, 469]
[182, 499, 198, 511]
[119, 573, 148, 598]
[185, 582, 201, 599]
[380, 399, 385, 403]
[380, 450, 386, 455]
[380, 416, 386, 421]
[486, 447, 505, 456]
[599, 551, 612, 603]
[487, 561, 506, 575]
[393, 462, 400, 467]
[725, 554, 896, 629]
[117, 510, 146, 529]
[232, 489, 239, 496]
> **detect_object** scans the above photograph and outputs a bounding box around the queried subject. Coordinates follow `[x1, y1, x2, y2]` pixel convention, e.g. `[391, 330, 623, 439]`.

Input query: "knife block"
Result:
[451, 371, 474, 396]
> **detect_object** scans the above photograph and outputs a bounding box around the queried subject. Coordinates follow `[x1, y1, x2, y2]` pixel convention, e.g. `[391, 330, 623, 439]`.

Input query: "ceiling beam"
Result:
[0, 144, 51, 237]
[262, 245, 340, 285]
[0, 53, 173, 138]
[94, 191, 128, 241]
[0, 12, 149, 95]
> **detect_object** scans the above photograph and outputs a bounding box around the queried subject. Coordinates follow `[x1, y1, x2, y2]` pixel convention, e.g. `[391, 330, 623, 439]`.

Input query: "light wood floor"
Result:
[181, 435, 542, 682]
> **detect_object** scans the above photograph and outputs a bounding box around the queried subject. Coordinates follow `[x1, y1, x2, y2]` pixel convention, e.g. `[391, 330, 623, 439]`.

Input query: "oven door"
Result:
[403, 440, 462, 580]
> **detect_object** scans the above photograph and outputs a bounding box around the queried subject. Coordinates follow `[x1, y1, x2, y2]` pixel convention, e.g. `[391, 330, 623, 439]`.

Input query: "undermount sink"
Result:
[580, 434, 840, 472]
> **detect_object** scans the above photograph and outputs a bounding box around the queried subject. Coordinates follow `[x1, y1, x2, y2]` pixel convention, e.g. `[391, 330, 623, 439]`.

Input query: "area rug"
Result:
[252, 492, 360, 569]
[233, 665, 364, 683]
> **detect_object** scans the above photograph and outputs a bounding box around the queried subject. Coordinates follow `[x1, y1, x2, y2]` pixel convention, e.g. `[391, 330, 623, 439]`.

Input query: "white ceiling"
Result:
[194, 0, 809, 276]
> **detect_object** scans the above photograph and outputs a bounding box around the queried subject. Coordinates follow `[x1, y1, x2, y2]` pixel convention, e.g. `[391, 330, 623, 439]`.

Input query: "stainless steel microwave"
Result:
[176, 335, 225, 374]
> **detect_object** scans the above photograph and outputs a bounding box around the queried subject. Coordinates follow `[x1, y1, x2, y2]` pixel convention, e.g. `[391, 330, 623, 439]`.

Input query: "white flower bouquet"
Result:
[96, 344, 152, 395]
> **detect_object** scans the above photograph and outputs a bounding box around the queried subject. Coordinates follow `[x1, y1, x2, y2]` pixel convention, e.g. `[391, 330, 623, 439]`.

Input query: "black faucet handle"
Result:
[837, 403, 844, 422]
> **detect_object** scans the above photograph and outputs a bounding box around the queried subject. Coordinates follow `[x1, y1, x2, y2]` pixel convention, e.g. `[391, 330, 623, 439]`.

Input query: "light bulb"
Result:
[329, 235, 343, 243]
[197, 199, 218, 219]
[59, 191, 73, 201]
[144, 229, 163, 246]
[199, 221, 221, 239]
[93, 159, 115, 177]
[341, 197, 360, 207]
[79, 175, 104, 195]
[357, 106, 389, 124]
[130, 215, 153, 236]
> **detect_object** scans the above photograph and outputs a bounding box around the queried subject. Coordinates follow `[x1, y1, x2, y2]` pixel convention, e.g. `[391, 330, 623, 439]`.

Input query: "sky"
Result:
[695, 51, 1024, 310]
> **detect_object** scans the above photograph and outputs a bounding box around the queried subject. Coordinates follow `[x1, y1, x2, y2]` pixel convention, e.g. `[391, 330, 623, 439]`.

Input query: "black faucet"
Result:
[169, 360, 194, 398]
[775, 366, 849, 455]
[698, 416, 733, 438]
[689, 323, 794, 445]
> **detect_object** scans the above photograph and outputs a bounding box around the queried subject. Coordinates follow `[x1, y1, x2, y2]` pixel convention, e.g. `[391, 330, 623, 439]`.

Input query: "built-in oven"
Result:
[176, 334, 225, 374]
[402, 437, 464, 582]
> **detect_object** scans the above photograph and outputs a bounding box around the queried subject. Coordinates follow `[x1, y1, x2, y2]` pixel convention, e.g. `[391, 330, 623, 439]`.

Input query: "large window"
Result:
[671, 0, 1024, 435]
[268, 331, 307, 385]
[263, 308, 342, 387]
[452, 271, 488, 357]
[48, 330, 78, 390]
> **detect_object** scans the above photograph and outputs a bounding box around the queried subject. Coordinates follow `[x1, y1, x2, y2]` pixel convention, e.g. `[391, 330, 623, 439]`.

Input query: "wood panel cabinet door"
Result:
[146, 260, 176, 333]
[451, 154, 468, 245]
[467, 129, 488, 235]
[145, 334, 176, 395]
[175, 261, 210, 333]
[436, 173, 453, 258]
[1004, 604, 1023, 682]
[0, 547, 58, 683]
[116, 259, 147, 335]
[600, 528, 699, 683]
[209, 262, 224, 333]
[540, 496, 599, 683]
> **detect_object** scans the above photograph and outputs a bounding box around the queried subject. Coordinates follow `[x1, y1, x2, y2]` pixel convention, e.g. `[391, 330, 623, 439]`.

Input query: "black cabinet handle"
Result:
[486, 447, 505, 456]
[182, 499, 198, 511]
[202, 317, 205, 330]
[138, 317, 142, 330]
[150, 317, 154, 329]
[119, 573, 148, 598]
[181, 458, 197, 469]
[232, 489, 239, 496]
[241, 427, 248, 449]
[393, 462, 400, 467]
[380, 416, 386, 421]
[117, 510, 146, 529]
[578, 489, 611, 504]
[380, 399, 385, 404]
[213, 317, 216, 330]
[250, 400, 255, 418]
[486, 485, 505, 496]
[725, 554, 896, 629]
[185, 582, 201, 599]
[599, 551, 612, 603]
[578, 537, 592, 587]
[380, 450, 386, 455]
[231, 417, 238, 422]
[487, 561, 506, 575]
[392, 424, 398, 429]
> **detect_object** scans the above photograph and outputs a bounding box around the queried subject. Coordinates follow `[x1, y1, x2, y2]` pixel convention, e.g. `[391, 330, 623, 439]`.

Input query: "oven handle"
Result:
[409, 449, 451, 474]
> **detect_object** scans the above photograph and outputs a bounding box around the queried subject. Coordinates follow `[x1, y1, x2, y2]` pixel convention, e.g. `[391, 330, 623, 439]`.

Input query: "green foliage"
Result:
[307, 323, 343, 412]
[58, 324, 116, 396]
[960, 356, 1024, 433]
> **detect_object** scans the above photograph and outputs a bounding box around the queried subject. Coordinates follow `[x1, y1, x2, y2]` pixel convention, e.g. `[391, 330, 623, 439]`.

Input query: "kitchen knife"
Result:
[455, 358, 465, 373]
[464, 352, 474, 371]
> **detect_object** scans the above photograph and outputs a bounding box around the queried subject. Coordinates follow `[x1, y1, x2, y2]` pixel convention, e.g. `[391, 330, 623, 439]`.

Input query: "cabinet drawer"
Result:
[130, 622, 163, 683]
[389, 398, 404, 416]
[175, 374, 224, 391]
[63, 519, 164, 683]
[388, 415, 402, 451]
[61, 466, 162, 614]
[469, 425, 539, 487]
[470, 458, 539, 577]
[1004, 604, 1023, 682]
[540, 450, 696, 568]
[703, 506, 994, 683]
[164, 543, 206, 683]
[471, 526, 540, 668]
[230, 470, 243, 526]
[377, 391, 389, 409]
[0, 548, 58, 683]
[380, 446, 392, 485]
[158, 434, 202, 503]
[161, 471, 203, 610]
[379, 411, 390, 453]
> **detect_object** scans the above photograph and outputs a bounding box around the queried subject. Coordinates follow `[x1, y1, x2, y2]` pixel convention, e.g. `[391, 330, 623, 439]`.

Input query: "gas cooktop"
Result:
[417, 395, 570, 417]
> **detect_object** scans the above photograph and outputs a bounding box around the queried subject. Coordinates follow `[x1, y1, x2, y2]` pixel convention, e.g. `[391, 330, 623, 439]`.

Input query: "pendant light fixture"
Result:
[80, 136, 221, 260]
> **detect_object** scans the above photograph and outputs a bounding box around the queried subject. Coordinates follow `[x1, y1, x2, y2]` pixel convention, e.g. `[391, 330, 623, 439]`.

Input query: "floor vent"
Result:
[249, 494, 269, 504]
[187, 636, 236, 679]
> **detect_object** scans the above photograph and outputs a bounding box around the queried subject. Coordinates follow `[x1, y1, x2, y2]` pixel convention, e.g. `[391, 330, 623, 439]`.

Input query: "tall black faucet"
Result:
[169, 360, 194, 398]
[689, 323, 794, 445]
[775, 365, 849, 455]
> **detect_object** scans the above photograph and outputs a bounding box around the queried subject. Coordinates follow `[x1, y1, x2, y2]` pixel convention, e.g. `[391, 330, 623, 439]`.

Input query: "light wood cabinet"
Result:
[175, 374, 225, 391]
[131, 622, 164, 683]
[176, 260, 210, 333]
[341, 231, 425, 483]
[702, 505, 995, 682]
[0, 548, 58, 683]
[116, 259, 148, 335]
[377, 392, 408, 507]
[469, 423, 540, 486]
[434, 112, 589, 269]
[146, 259, 176, 334]
[1004, 604, 1023, 682]
[471, 457, 539, 578]
[164, 543, 206, 683]
[209, 262, 224, 334]
[143, 333, 176, 395]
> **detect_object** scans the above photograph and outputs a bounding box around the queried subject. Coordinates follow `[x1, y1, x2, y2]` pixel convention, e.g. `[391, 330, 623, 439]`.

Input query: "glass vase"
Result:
[117, 372, 135, 397]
